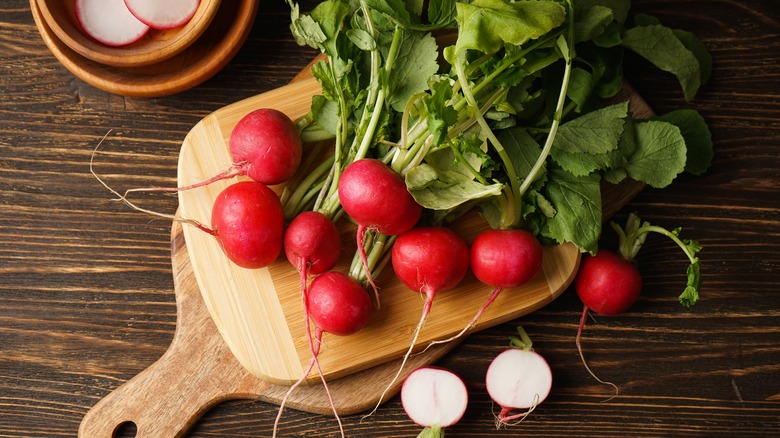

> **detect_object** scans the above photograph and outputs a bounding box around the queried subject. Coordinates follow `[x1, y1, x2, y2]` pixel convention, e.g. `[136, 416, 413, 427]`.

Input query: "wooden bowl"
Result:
[35, 0, 222, 68]
[30, 0, 258, 97]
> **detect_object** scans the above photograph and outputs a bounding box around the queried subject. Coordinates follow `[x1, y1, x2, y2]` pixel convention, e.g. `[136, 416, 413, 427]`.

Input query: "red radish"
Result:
[401, 367, 468, 436]
[364, 226, 469, 419]
[208, 181, 284, 269]
[124, 0, 200, 30]
[284, 211, 342, 279]
[575, 249, 642, 316]
[486, 348, 553, 424]
[431, 228, 543, 348]
[572, 213, 702, 396]
[124, 109, 302, 198]
[75, 0, 150, 47]
[274, 270, 372, 438]
[338, 158, 422, 303]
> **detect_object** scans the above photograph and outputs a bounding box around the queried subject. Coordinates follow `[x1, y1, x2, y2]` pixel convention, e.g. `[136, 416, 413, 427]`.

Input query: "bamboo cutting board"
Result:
[176, 76, 649, 385]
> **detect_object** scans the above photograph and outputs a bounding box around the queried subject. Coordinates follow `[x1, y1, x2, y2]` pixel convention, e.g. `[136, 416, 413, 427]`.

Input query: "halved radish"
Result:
[124, 0, 201, 30]
[486, 348, 552, 423]
[75, 0, 150, 47]
[401, 367, 468, 434]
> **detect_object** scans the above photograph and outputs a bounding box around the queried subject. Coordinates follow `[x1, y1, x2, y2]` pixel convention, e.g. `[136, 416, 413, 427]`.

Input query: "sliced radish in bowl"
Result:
[75, 0, 150, 47]
[124, 0, 201, 30]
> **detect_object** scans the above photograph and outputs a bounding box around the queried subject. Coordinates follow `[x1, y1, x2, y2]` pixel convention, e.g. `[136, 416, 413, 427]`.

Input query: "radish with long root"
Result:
[401, 367, 468, 438]
[277, 210, 342, 431]
[338, 158, 422, 304]
[425, 228, 543, 350]
[364, 226, 469, 419]
[574, 212, 702, 396]
[205, 180, 285, 269]
[273, 270, 372, 438]
[124, 108, 302, 198]
[486, 326, 552, 426]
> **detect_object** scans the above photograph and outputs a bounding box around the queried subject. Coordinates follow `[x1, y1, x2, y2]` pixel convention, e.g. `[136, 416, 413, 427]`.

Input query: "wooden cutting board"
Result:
[176, 75, 649, 385]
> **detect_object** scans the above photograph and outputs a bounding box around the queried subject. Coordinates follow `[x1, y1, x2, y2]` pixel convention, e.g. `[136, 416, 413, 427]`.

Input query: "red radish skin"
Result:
[274, 271, 371, 438]
[574, 249, 642, 316]
[124, 0, 200, 30]
[573, 249, 642, 396]
[471, 228, 544, 289]
[228, 108, 303, 185]
[338, 158, 422, 303]
[76, 0, 150, 47]
[401, 367, 468, 434]
[486, 348, 553, 424]
[284, 211, 341, 278]
[125, 109, 302, 197]
[209, 181, 284, 269]
[431, 228, 543, 347]
[364, 226, 469, 419]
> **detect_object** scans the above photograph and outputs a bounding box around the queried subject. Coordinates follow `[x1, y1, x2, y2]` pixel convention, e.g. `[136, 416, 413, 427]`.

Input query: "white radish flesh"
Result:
[124, 0, 200, 30]
[401, 367, 468, 429]
[486, 349, 552, 421]
[75, 0, 150, 47]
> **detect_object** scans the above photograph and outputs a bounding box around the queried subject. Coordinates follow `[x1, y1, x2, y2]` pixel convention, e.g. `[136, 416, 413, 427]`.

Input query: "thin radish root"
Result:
[422, 286, 503, 352]
[89, 132, 213, 234]
[492, 394, 539, 427]
[576, 304, 619, 400]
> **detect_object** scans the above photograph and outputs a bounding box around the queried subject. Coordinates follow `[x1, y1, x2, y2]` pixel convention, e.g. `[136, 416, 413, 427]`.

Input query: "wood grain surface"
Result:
[1, 0, 779, 437]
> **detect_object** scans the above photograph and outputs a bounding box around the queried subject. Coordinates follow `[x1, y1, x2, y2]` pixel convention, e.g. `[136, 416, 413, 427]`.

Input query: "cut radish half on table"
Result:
[75, 0, 150, 47]
[124, 0, 201, 30]
[486, 349, 552, 421]
[401, 367, 468, 431]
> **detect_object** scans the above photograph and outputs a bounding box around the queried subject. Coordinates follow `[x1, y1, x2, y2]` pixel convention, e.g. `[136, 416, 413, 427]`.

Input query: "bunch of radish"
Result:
[76, 0, 201, 47]
[573, 212, 702, 394]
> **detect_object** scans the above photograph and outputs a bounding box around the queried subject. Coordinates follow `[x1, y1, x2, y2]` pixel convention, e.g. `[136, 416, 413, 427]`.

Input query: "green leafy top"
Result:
[283, 0, 714, 279]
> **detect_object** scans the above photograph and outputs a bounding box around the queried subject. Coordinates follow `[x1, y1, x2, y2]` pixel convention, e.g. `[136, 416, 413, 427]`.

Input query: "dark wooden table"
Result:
[2, 1, 778, 436]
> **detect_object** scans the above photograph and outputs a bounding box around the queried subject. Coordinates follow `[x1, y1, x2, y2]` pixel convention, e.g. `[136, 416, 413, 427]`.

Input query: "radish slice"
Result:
[401, 367, 468, 429]
[75, 0, 150, 47]
[124, 0, 201, 30]
[486, 349, 552, 413]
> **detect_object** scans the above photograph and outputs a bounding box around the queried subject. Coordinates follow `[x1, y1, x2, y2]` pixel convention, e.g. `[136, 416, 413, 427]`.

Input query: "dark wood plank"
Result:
[1, 0, 778, 436]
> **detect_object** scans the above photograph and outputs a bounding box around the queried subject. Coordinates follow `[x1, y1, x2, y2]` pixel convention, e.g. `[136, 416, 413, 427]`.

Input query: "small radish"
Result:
[401, 367, 468, 437]
[486, 327, 552, 425]
[125, 108, 302, 198]
[364, 226, 469, 419]
[430, 228, 543, 348]
[207, 180, 284, 269]
[284, 211, 342, 279]
[575, 249, 642, 316]
[573, 212, 702, 395]
[338, 158, 422, 304]
[274, 270, 372, 438]
[124, 0, 200, 30]
[75, 0, 150, 47]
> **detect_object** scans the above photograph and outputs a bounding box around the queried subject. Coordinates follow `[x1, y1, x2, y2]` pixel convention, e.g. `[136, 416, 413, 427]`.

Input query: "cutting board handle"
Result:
[79, 232, 270, 437]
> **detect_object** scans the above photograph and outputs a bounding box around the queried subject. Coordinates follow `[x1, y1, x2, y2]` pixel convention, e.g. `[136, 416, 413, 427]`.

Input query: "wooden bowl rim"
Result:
[35, 0, 222, 68]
